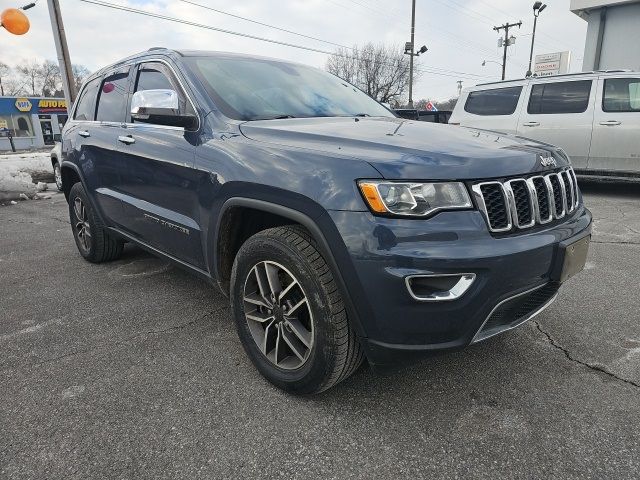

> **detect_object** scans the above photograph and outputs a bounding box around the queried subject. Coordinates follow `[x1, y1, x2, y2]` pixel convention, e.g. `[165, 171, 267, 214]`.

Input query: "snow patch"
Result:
[0, 151, 52, 202]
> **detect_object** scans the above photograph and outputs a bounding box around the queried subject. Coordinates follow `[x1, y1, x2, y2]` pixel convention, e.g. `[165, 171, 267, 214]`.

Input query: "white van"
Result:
[449, 71, 640, 179]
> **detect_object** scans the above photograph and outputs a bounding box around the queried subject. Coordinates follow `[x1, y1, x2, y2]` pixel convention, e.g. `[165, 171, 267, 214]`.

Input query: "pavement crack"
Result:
[533, 320, 640, 389]
[3, 307, 227, 373]
[591, 240, 640, 246]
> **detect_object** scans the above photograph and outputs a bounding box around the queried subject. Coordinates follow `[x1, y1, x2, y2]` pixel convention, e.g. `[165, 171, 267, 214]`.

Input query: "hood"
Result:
[239, 116, 569, 180]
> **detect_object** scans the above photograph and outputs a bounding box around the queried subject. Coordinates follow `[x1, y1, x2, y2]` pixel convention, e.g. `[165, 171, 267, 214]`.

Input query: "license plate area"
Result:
[559, 235, 590, 283]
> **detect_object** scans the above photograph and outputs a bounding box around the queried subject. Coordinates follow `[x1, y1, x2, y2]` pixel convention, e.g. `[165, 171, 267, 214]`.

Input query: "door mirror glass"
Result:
[131, 89, 197, 129]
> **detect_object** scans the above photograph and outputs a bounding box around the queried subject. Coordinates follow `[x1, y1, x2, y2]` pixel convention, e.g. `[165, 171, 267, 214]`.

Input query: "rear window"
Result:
[527, 80, 592, 115]
[603, 78, 640, 112]
[464, 86, 522, 116]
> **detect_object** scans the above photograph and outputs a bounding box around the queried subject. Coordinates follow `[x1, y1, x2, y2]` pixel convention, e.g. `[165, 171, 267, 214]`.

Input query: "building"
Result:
[571, 0, 640, 71]
[0, 96, 68, 151]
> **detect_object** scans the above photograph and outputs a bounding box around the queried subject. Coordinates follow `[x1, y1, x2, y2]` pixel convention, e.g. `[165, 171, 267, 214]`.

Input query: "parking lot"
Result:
[1, 182, 639, 479]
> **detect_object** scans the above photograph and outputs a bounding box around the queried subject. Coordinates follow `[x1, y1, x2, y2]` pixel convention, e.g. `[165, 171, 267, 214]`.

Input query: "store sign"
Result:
[15, 98, 33, 112]
[38, 99, 67, 113]
[534, 51, 571, 77]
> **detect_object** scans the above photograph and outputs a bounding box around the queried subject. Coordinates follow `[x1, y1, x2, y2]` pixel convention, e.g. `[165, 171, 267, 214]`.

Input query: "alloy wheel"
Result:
[54, 164, 62, 190]
[73, 197, 92, 252]
[243, 261, 314, 370]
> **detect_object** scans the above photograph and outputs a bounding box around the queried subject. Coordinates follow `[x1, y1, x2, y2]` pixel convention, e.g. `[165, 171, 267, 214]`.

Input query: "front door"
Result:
[517, 79, 596, 169]
[589, 76, 640, 173]
[116, 61, 204, 269]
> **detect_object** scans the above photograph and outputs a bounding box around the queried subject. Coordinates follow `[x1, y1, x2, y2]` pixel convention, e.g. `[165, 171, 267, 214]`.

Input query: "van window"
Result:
[603, 78, 640, 112]
[73, 78, 100, 121]
[527, 80, 592, 115]
[464, 86, 522, 116]
[96, 71, 130, 122]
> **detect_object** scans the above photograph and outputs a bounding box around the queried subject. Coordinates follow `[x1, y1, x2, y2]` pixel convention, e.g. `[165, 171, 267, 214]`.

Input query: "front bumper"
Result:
[328, 205, 592, 366]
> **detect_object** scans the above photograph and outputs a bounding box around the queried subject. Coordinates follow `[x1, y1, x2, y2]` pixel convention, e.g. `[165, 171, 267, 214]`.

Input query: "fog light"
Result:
[405, 274, 475, 302]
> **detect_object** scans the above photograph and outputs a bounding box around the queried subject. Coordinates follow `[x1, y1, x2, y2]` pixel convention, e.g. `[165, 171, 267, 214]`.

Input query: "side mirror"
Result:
[131, 89, 197, 129]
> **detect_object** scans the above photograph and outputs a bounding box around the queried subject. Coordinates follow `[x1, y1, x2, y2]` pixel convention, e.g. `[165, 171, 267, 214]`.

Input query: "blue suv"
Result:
[60, 49, 592, 394]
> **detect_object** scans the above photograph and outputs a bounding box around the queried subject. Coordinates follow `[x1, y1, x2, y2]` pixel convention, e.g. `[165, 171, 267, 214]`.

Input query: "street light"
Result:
[404, 43, 428, 108]
[526, 1, 547, 77]
[482, 59, 504, 78]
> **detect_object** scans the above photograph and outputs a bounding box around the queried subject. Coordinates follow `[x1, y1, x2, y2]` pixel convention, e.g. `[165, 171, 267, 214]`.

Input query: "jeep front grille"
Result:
[472, 167, 579, 233]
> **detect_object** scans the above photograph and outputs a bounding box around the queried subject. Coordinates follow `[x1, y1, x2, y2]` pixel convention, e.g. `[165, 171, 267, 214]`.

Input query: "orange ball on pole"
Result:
[1, 8, 30, 35]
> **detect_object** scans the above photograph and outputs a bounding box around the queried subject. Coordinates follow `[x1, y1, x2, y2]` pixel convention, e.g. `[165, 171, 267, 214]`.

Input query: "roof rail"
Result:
[148, 47, 168, 51]
[475, 69, 637, 87]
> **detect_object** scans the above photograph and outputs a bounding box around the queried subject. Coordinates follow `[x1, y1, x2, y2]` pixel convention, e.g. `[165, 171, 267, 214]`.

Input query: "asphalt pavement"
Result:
[1, 182, 639, 479]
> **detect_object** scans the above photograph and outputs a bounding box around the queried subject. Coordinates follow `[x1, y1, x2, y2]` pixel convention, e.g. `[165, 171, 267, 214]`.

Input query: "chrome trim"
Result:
[405, 273, 476, 302]
[504, 179, 536, 228]
[471, 283, 559, 343]
[546, 173, 566, 219]
[561, 170, 576, 212]
[527, 176, 553, 224]
[471, 182, 513, 233]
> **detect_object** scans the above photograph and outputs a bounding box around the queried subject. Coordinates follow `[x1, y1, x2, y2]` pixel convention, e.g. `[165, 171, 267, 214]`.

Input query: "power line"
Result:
[176, 0, 351, 50]
[76, 0, 490, 81]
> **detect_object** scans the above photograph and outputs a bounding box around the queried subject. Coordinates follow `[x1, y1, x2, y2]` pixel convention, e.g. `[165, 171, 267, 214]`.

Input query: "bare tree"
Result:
[0, 62, 10, 96]
[326, 43, 417, 104]
[72, 64, 91, 92]
[17, 60, 41, 96]
[39, 60, 61, 97]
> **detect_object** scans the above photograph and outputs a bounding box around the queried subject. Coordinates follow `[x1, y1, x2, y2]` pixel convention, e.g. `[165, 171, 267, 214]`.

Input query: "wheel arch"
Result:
[214, 197, 369, 338]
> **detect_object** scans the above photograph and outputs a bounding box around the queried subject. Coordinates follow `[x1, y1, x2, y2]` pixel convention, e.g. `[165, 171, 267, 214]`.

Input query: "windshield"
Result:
[185, 56, 394, 121]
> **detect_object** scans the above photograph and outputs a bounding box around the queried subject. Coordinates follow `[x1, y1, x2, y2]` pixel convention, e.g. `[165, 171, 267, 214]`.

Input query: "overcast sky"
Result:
[2, 0, 588, 101]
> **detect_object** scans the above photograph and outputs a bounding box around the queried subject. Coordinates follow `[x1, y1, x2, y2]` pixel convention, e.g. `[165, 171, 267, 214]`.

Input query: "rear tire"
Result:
[68, 182, 124, 263]
[53, 162, 63, 191]
[230, 225, 364, 394]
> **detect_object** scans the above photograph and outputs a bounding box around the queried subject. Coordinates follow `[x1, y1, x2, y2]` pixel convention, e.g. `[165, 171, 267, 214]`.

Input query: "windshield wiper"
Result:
[353, 113, 371, 117]
[265, 114, 296, 120]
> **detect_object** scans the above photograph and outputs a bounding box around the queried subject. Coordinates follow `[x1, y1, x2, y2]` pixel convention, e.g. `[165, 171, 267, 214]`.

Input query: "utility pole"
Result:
[408, 0, 416, 108]
[457, 80, 463, 97]
[47, 0, 76, 108]
[493, 21, 521, 80]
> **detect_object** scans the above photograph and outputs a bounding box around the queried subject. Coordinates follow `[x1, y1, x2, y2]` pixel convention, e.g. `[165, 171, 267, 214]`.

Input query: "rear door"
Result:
[116, 60, 204, 268]
[589, 75, 640, 173]
[452, 85, 525, 133]
[90, 67, 132, 224]
[517, 78, 595, 169]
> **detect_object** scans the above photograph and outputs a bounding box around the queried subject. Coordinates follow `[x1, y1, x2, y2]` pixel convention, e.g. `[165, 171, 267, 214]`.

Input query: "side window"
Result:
[527, 80, 592, 115]
[73, 78, 100, 121]
[603, 78, 640, 112]
[132, 62, 194, 124]
[464, 86, 523, 116]
[96, 71, 130, 122]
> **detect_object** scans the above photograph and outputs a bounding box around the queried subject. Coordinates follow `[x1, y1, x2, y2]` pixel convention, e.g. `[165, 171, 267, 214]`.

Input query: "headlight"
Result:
[358, 180, 472, 217]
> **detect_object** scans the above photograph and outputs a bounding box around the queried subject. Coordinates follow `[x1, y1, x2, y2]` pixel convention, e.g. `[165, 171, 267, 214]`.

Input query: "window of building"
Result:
[527, 80, 592, 115]
[464, 86, 523, 116]
[0, 115, 34, 137]
[603, 78, 640, 112]
[73, 77, 100, 121]
[96, 71, 130, 122]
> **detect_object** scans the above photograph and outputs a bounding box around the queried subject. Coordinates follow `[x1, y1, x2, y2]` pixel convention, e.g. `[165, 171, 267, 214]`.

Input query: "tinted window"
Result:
[464, 86, 522, 116]
[73, 78, 100, 121]
[603, 78, 640, 112]
[135, 66, 174, 92]
[185, 56, 393, 121]
[527, 80, 592, 114]
[96, 71, 129, 122]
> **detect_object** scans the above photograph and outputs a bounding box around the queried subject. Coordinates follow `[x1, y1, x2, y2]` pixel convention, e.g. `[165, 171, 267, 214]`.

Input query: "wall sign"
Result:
[15, 98, 33, 112]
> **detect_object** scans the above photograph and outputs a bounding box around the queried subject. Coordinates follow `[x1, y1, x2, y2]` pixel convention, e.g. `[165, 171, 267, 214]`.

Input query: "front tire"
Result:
[230, 226, 363, 394]
[68, 182, 124, 263]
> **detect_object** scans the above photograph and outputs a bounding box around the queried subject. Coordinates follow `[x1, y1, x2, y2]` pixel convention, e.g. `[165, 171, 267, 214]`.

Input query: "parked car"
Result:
[394, 108, 452, 123]
[59, 49, 592, 394]
[50, 142, 63, 191]
[449, 71, 640, 180]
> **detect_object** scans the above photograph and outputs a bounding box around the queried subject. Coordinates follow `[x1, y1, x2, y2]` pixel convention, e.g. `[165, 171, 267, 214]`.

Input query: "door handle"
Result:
[599, 120, 621, 126]
[118, 135, 135, 145]
[78, 130, 90, 138]
[522, 121, 540, 127]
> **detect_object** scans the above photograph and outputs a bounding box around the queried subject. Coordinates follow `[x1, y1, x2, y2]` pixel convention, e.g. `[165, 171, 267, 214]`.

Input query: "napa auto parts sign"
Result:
[534, 51, 571, 77]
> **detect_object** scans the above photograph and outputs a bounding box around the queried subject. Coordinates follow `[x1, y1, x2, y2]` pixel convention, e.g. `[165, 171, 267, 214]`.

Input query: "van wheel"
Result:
[230, 225, 364, 394]
[68, 182, 124, 263]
